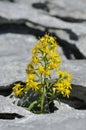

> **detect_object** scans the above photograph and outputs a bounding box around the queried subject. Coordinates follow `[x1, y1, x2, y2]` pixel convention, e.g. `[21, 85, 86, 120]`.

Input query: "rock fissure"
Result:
[51, 15, 86, 23]
[0, 113, 24, 120]
[0, 18, 85, 60]
[0, 82, 86, 110]
[0, 0, 86, 129]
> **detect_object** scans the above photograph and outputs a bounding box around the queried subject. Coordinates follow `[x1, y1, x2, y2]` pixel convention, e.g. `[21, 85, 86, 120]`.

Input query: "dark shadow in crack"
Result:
[60, 97, 86, 110]
[0, 0, 15, 2]
[32, 1, 49, 12]
[0, 113, 24, 120]
[32, 2, 86, 23]
[52, 15, 86, 23]
[1, 81, 86, 112]
[59, 84, 86, 110]
[0, 81, 25, 96]
[65, 29, 78, 41]
[0, 23, 45, 37]
[0, 18, 85, 59]
[9, 0, 14, 2]
[51, 32, 86, 59]
[0, 16, 79, 41]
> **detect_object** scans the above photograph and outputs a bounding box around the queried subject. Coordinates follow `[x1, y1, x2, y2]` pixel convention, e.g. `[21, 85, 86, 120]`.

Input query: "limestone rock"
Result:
[0, 0, 86, 58]
[0, 104, 86, 130]
[0, 34, 37, 87]
[0, 0, 86, 129]
[0, 95, 32, 118]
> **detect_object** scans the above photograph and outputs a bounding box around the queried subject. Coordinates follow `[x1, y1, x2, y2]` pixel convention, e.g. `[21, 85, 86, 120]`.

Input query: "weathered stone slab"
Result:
[0, 104, 86, 130]
[15, 0, 86, 20]
[0, 95, 32, 118]
[0, 0, 86, 58]
[60, 60, 86, 86]
[0, 0, 86, 130]
[0, 33, 86, 87]
[0, 1, 86, 36]
[0, 34, 37, 86]
[1, 88, 86, 130]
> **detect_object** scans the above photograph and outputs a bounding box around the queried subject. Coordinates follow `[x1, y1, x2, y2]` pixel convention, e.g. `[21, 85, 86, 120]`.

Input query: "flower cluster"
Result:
[12, 34, 72, 113]
[53, 71, 72, 98]
[25, 34, 61, 92]
[13, 83, 24, 97]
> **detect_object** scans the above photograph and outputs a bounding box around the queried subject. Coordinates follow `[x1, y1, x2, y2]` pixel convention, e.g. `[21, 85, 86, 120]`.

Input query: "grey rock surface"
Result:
[0, 95, 32, 117]
[0, 104, 86, 130]
[53, 60, 86, 102]
[60, 60, 86, 86]
[0, 0, 86, 58]
[0, 0, 86, 130]
[0, 34, 37, 86]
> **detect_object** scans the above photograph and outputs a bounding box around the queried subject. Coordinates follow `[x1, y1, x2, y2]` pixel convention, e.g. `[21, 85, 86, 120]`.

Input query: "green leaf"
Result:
[28, 101, 38, 111]
[47, 92, 52, 97]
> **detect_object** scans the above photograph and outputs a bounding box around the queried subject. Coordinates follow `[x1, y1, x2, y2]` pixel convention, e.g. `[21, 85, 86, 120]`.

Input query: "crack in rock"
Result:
[0, 81, 25, 96]
[32, 2, 86, 23]
[50, 32, 86, 59]
[51, 15, 86, 23]
[70, 84, 86, 104]
[32, 2, 49, 12]
[0, 17, 85, 60]
[0, 113, 24, 120]
[56, 84, 86, 110]
[0, 81, 86, 110]
[0, 16, 79, 41]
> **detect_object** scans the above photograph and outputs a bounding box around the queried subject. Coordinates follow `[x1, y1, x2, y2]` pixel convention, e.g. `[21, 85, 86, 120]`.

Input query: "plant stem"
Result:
[41, 85, 45, 113]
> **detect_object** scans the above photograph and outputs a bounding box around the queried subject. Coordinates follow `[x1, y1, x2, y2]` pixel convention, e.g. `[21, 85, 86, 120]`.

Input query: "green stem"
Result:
[40, 53, 48, 113]
[41, 85, 45, 113]
[28, 101, 38, 111]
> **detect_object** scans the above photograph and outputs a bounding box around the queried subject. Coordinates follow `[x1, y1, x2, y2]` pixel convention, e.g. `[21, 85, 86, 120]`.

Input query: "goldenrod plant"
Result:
[13, 34, 72, 113]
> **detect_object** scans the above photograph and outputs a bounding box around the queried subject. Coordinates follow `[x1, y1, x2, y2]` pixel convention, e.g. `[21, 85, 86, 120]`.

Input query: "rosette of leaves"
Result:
[13, 34, 72, 114]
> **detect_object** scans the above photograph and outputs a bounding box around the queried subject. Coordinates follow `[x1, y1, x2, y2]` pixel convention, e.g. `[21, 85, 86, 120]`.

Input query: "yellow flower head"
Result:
[26, 74, 35, 82]
[32, 44, 40, 54]
[13, 34, 72, 114]
[49, 53, 59, 59]
[38, 65, 44, 73]
[44, 69, 51, 76]
[32, 56, 39, 64]
[43, 47, 50, 54]
[26, 80, 41, 92]
[12, 83, 24, 97]
[58, 71, 72, 82]
[49, 61, 57, 69]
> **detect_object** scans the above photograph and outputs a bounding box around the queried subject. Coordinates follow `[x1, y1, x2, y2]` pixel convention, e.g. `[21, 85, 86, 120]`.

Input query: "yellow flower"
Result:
[12, 83, 24, 97]
[26, 74, 35, 82]
[54, 79, 71, 97]
[52, 87, 56, 93]
[50, 43, 57, 50]
[26, 68, 34, 74]
[43, 47, 50, 54]
[38, 65, 44, 73]
[49, 53, 59, 59]
[55, 57, 61, 64]
[26, 62, 34, 74]
[58, 71, 65, 77]
[67, 73, 72, 82]
[39, 37, 45, 43]
[64, 89, 70, 98]
[54, 82, 65, 96]
[32, 56, 39, 64]
[62, 80, 72, 89]
[44, 69, 51, 76]
[32, 45, 40, 54]
[58, 71, 72, 82]
[26, 80, 41, 91]
[49, 61, 57, 69]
